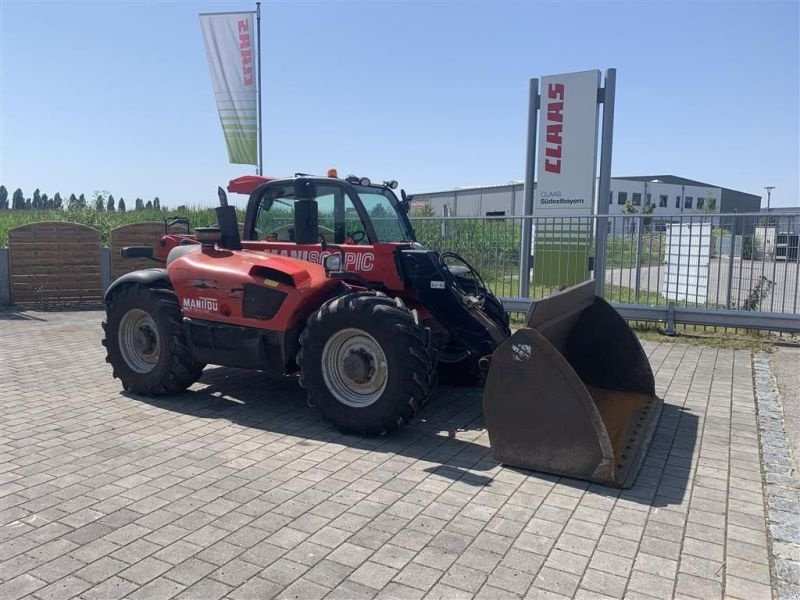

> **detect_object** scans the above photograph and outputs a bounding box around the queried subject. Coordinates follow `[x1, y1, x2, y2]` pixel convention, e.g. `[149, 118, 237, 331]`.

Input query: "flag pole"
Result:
[256, 1, 263, 175]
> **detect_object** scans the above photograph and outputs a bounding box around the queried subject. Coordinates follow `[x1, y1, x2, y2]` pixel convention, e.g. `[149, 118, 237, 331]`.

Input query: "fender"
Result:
[104, 268, 171, 304]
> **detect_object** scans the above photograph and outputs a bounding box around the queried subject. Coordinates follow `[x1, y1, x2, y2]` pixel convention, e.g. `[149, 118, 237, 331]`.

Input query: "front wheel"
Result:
[102, 285, 204, 395]
[298, 292, 436, 435]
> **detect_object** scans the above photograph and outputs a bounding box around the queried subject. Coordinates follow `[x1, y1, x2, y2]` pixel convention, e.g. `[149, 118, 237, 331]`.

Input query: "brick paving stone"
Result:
[326, 579, 377, 599]
[578, 568, 626, 598]
[349, 561, 399, 590]
[531, 566, 580, 597]
[0, 573, 47, 600]
[392, 562, 442, 592]
[119, 556, 172, 585]
[33, 574, 91, 600]
[164, 557, 217, 586]
[74, 555, 128, 584]
[228, 576, 282, 600]
[374, 582, 425, 600]
[304, 559, 353, 588]
[174, 578, 232, 600]
[79, 576, 138, 600]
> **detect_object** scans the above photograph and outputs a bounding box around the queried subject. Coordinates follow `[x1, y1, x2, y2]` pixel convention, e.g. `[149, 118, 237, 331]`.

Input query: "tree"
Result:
[622, 199, 638, 234]
[642, 201, 655, 232]
[25, 198, 32, 209]
[68, 194, 79, 210]
[411, 202, 436, 217]
[153, 197, 161, 211]
[0, 186, 8, 210]
[53, 193, 63, 210]
[94, 194, 105, 211]
[32, 188, 42, 210]
[41, 193, 50, 209]
[78, 193, 87, 208]
[12, 188, 25, 209]
[145, 200, 153, 209]
[118, 197, 126, 212]
[701, 197, 717, 214]
[107, 194, 115, 212]
[135, 197, 144, 211]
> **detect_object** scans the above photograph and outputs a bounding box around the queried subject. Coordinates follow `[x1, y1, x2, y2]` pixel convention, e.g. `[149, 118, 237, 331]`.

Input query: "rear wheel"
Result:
[102, 285, 204, 394]
[298, 292, 436, 435]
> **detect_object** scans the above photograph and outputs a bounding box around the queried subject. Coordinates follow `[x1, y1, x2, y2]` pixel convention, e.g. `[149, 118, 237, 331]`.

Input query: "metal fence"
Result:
[409, 212, 800, 333]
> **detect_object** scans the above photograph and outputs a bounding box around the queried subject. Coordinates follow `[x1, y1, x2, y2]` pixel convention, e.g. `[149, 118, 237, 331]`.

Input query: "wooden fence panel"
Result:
[109, 222, 177, 280]
[9, 222, 103, 307]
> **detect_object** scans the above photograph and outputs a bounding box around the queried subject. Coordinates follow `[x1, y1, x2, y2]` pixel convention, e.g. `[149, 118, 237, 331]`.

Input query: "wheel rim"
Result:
[321, 328, 388, 408]
[118, 308, 161, 374]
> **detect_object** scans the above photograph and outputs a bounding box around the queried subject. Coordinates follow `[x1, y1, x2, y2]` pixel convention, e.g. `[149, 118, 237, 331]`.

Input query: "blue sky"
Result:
[1, 0, 798, 209]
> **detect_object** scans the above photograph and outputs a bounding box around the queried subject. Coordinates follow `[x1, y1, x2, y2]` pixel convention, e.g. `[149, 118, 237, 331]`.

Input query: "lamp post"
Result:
[764, 186, 775, 213]
[634, 179, 658, 300]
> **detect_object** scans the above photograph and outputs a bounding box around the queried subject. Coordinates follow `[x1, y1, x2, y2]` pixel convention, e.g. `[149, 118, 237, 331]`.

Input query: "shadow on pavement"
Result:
[0, 307, 49, 321]
[124, 366, 698, 507]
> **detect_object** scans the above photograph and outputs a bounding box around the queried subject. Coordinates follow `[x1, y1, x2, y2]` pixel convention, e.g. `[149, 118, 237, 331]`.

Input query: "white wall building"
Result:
[410, 175, 762, 234]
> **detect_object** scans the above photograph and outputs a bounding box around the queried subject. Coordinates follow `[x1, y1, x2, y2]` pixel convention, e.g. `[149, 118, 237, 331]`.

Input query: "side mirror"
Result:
[400, 189, 410, 214]
[294, 199, 319, 245]
[121, 246, 154, 259]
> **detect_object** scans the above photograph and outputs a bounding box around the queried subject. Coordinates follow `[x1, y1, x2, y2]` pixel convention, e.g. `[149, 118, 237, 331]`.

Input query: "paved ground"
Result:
[0, 311, 779, 599]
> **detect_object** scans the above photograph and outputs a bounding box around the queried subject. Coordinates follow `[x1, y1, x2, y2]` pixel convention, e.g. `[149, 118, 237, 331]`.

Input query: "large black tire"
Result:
[102, 285, 204, 395]
[298, 292, 436, 435]
[437, 290, 510, 385]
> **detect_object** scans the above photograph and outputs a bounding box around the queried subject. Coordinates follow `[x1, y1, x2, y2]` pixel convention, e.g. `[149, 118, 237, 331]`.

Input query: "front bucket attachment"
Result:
[483, 280, 662, 488]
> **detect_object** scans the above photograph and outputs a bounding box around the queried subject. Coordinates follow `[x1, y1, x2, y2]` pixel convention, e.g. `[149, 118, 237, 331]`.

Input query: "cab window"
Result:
[253, 183, 365, 244]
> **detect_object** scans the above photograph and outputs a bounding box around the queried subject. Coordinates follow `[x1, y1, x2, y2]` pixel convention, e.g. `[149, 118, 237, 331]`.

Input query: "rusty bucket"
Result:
[483, 280, 662, 488]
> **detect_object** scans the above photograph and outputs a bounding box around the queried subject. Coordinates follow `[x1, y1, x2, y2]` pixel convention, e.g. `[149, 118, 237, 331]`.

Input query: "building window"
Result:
[697, 197, 704, 209]
[609, 191, 613, 204]
[486, 211, 505, 217]
[685, 196, 693, 209]
[632, 193, 642, 206]
[675, 196, 681, 208]
[617, 191, 627, 205]
[646, 193, 652, 206]
[659, 194, 668, 208]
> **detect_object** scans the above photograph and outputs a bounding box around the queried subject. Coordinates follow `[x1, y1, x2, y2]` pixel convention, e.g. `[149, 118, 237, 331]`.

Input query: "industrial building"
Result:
[409, 175, 762, 230]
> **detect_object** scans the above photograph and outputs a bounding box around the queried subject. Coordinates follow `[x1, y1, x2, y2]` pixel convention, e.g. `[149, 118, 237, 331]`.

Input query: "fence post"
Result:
[634, 217, 643, 301]
[101, 247, 111, 292]
[519, 78, 539, 298]
[0, 248, 10, 306]
[594, 68, 616, 298]
[665, 301, 676, 336]
[726, 215, 736, 308]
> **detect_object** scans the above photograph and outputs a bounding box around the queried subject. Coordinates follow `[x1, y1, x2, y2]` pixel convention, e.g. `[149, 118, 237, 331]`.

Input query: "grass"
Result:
[0, 207, 238, 246]
[605, 233, 665, 269]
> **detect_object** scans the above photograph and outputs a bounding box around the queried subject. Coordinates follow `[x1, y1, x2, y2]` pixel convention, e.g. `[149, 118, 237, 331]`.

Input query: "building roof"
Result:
[409, 181, 525, 196]
[761, 206, 800, 213]
[613, 175, 719, 188]
[410, 175, 761, 201]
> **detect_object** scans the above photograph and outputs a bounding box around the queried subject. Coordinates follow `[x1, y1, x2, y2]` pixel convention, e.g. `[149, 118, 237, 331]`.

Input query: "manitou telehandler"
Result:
[103, 171, 661, 487]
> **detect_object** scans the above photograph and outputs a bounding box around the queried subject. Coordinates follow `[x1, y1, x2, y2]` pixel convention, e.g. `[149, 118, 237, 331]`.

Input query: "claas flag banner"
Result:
[199, 12, 258, 166]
